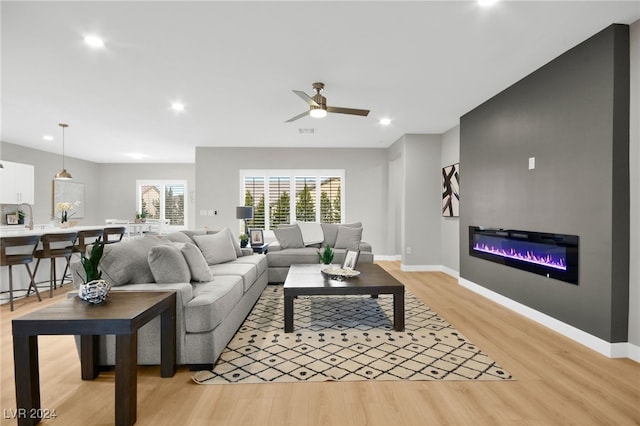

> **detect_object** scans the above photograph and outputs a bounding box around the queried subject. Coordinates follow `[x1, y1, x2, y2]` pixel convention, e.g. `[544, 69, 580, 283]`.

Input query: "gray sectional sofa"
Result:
[71, 228, 267, 368]
[266, 222, 373, 283]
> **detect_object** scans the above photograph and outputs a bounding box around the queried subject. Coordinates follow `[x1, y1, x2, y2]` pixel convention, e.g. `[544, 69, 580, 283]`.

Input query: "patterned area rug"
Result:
[192, 285, 512, 384]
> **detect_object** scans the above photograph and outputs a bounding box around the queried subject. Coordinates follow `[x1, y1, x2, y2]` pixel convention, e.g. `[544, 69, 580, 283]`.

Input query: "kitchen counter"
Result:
[0, 224, 106, 238]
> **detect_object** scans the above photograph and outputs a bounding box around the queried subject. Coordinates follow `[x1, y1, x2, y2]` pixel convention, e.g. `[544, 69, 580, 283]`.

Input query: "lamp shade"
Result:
[236, 206, 254, 220]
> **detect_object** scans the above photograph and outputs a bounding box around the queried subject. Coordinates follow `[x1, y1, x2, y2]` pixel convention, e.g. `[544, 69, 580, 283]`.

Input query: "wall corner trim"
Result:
[458, 277, 638, 362]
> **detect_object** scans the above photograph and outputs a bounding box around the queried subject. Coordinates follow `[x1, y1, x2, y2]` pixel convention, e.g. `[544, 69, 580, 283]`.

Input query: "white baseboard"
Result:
[627, 342, 640, 362]
[374, 254, 401, 261]
[400, 264, 441, 272]
[459, 277, 639, 362]
[399, 263, 459, 278]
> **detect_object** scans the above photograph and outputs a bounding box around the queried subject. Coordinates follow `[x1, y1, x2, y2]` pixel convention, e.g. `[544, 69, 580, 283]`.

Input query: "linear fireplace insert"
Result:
[469, 226, 579, 284]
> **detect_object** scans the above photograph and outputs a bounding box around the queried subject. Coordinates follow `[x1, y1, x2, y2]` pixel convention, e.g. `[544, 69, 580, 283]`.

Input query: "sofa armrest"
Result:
[267, 241, 282, 252]
[359, 242, 372, 253]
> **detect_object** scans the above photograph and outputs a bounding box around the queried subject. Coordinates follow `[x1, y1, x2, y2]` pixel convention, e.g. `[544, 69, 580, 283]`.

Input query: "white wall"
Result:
[97, 163, 196, 227]
[0, 142, 196, 227]
[194, 147, 392, 255]
[387, 134, 443, 268]
[441, 126, 460, 274]
[628, 19, 639, 349]
[1, 142, 102, 225]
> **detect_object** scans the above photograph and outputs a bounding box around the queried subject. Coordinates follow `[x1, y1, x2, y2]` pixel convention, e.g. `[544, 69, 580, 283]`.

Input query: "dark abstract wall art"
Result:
[442, 163, 460, 217]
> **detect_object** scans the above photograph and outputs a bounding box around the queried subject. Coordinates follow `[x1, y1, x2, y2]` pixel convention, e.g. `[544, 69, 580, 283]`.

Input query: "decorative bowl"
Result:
[321, 267, 361, 280]
[78, 279, 111, 304]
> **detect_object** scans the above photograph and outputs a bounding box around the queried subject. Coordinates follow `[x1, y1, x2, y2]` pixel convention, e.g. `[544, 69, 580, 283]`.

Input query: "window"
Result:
[137, 180, 187, 228]
[240, 170, 344, 230]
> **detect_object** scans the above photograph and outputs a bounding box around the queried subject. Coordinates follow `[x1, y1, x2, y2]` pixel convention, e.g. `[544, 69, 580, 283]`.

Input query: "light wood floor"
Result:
[1, 261, 638, 426]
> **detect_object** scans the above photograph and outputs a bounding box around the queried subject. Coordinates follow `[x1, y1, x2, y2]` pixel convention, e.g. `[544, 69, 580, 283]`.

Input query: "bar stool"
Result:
[0, 235, 41, 311]
[73, 229, 104, 256]
[103, 226, 126, 244]
[62, 229, 104, 281]
[33, 232, 78, 298]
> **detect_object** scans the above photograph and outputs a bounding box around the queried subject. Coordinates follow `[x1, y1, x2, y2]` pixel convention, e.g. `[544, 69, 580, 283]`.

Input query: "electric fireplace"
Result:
[469, 226, 579, 284]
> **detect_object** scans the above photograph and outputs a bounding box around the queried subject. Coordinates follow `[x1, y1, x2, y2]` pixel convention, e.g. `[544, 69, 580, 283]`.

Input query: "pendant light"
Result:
[54, 123, 73, 180]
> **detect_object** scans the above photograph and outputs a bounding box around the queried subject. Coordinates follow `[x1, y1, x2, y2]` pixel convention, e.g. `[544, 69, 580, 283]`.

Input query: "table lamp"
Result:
[236, 206, 254, 236]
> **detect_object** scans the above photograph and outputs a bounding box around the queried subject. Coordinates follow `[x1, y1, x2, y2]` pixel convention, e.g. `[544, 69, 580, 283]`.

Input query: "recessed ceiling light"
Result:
[43, 135, 54, 141]
[478, 0, 499, 6]
[127, 153, 148, 160]
[171, 102, 185, 112]
[379, 118, 392, 126]
[84, 35, 105, 48]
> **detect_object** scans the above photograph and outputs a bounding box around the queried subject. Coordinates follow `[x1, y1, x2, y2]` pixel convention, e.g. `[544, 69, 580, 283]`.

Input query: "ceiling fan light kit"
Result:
[286, 82, 369, 122]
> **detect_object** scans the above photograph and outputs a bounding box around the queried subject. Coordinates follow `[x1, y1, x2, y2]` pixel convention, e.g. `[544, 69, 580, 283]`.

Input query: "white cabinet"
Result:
[0, 160, 35, 204]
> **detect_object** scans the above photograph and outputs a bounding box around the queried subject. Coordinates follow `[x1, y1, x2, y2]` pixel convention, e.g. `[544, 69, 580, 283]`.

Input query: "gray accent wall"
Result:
[194, 147, 391, 255]
[460, 24, 630, 343]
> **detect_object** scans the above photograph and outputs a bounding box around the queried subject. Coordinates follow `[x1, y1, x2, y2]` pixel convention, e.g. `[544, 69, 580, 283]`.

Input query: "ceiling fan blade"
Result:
[293, 90, 319, 107]
[285, 110, 310, 123]
[326, 106, 370, 117]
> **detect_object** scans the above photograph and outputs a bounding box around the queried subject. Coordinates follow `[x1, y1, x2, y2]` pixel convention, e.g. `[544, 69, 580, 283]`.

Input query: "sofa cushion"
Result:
[181, 242, 214, 282]
[99, 235, 167, 286]
[185, 276, 244, 333]
[273, 224, 304, 249]
[321, 222, 362, 247]
[266, 247, 322, 267]
[208, 263, 258, 293]
[295, 222, 325, 246]
[334, 226, 363, 250]
[193, 229, 237, 265]
[148, 243, 191, 284]
[231, 254, 268, 277]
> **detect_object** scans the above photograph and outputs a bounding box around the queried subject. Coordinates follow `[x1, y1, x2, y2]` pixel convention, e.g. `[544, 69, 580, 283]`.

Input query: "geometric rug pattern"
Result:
[193, 285, 513, 384]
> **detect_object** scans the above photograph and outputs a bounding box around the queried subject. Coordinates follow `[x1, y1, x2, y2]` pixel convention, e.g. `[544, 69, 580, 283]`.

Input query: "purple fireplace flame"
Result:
[473, 238, 567, 271]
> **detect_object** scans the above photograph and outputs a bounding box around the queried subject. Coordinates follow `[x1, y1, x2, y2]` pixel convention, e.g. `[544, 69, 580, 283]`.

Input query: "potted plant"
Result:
[78, 237, 111, 304]
[239, 233, 249, 248]
[318, 246, 334, 265]
[17, 210, 25, 225]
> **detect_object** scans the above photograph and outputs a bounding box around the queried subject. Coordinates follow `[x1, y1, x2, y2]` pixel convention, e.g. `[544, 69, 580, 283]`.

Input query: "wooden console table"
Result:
[12, 291, 176, 426]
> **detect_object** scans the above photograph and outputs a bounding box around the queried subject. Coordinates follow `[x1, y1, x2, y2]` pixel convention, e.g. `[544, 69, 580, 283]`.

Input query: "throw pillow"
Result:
[181, 242, 214, 282]
[193, 229, 238, 265]
[321, 222, 362, 247]
[165, 231, 193, 244]
[334, 226, 363, 250]
[148, 244, 191, 284]
[181, 230, 208, 242]
[273, 224, 305, 249]
[295, 222, 325, 246]
[99, 235, 165, 286]
[206, 228, 243, 257]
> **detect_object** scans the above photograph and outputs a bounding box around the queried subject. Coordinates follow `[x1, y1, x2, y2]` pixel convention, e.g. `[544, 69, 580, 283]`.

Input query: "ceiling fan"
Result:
[285, 82, 370, 122]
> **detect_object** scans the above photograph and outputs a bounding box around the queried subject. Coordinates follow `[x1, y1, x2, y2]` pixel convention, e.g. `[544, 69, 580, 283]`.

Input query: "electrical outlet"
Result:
[406, 247, 412, 255]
